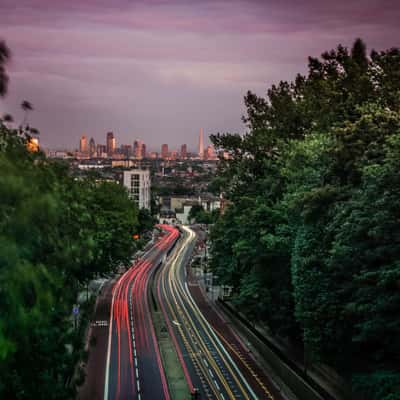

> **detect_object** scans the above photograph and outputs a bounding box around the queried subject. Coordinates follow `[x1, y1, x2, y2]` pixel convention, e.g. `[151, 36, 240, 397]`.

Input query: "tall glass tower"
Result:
[199, 128, 204, 159]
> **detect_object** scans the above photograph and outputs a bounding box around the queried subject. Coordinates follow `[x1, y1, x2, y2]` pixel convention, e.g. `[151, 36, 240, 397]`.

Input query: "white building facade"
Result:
[123, 169, 151, 210]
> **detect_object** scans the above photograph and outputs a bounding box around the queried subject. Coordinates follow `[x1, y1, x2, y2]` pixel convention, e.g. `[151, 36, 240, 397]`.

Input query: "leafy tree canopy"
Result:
[0, 120, 140, 399]
[209, 39, 400, 398]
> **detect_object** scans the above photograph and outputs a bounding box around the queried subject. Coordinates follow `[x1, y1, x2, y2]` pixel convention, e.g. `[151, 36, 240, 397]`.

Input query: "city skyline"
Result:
[1, 1, 398, 148]
[70, 129, 212, 153]
[75, 129, 209, 154]
[75, 130, 212, 160]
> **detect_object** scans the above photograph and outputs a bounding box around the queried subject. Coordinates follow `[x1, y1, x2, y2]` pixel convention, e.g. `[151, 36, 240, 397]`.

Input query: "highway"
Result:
[104, 225, 179, 400]
[157, 225, 276, 399]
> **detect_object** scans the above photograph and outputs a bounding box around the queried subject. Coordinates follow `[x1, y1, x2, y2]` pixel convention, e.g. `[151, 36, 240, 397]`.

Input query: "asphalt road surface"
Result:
[104, 225, 179, 400]
[156, 225, 280, 399]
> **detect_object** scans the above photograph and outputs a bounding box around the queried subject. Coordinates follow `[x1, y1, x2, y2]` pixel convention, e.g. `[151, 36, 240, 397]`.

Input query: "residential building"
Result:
[173, 196, 221, 224]
[123, 169, 151, 209]
[47, 150, 70, 159]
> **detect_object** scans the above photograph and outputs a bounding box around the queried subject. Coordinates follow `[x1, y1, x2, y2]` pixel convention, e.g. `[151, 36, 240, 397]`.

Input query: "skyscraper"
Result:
[119, 144, 132, 158]
[97, 144, 107, 158]
[141, 143, 146, 159]
[133, 140, 139, 158]
[161, 144, 169, 159]
[89, 137, 96, 157]
[180, 144, 187, 159]
[198, 128, 204, 159]
[106, 132, 115, 156]
[133, 140, 145, 159]
[204, 144, 215, 160]
[79, 135, 87, 153]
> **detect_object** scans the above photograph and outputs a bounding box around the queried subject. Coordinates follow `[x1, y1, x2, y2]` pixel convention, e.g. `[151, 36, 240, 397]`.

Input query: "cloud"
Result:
[0, 0, 399, 149]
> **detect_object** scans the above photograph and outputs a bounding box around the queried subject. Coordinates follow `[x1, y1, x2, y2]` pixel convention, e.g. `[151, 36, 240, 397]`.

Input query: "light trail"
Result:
[104, 226, 178, 400]
[156, 225, 275, 399]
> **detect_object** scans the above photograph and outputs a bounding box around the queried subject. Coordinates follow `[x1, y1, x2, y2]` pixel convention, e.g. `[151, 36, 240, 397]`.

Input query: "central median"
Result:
[149, 237, 191, 400]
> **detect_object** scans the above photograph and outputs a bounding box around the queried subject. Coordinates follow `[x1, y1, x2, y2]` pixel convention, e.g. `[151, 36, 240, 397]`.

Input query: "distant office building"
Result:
[80, 135, 88, 153]
[123, 169, 151, 209]
[120, 144, 133, 158]
[97, 144, 107, 158]
[133, 140, 139, 158]
[106, 132, 116, 156]
[161, 144, 169, 159]
[204, 144, 215, 160]
[133, 140, 145, 159]
[149, 152, 158, 159]
[198, 128, 204, 159]
[89, 137, 96, 157]
[180, 144, 187, 159]
[170, 150, 178, 160]
[142, 143, 146, 158]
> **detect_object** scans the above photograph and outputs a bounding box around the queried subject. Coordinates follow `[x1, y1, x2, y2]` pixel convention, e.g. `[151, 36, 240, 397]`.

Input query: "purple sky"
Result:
[0, 0, 399, 151]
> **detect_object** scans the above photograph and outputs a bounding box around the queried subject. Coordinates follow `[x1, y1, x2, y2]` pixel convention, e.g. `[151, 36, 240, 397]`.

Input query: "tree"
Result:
[0, 40, 11, 97]
[188, 204, 205, 222]
[188, 204, 218, 225]
[21, 100, 33, 126]
[2, 113, 13, 123]
[209, 38, 400, 398]
[0, 122, 141, 398]
[138, 208, 156, 235]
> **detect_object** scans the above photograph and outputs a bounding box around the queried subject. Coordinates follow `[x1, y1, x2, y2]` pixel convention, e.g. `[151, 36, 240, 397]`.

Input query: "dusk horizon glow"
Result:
[0, 0, 399, 150]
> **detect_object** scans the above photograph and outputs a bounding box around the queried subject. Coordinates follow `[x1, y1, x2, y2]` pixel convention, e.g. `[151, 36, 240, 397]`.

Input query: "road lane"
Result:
[104, 226, 179, 400]
[157, 225, 265, 399]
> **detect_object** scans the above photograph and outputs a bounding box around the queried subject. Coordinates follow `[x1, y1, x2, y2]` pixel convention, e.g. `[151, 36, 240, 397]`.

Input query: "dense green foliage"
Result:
[210, 39, 400, 399]
[0, 124, 140, 399]
[188, 204, 219, 224]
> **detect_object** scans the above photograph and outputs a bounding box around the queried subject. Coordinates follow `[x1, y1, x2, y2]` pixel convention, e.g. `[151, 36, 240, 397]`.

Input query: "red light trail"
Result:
[105, 225, 179, 400]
